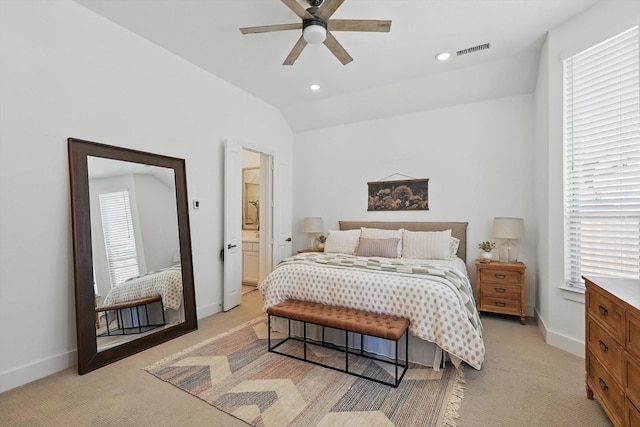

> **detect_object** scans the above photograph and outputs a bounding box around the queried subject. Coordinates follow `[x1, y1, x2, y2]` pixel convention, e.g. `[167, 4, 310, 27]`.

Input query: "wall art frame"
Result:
[367, 178, 429, 211]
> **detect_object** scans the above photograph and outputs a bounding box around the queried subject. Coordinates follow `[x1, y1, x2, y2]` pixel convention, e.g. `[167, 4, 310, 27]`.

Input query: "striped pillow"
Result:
[356, 238, 400, 258]
[401, 229, 452, 259]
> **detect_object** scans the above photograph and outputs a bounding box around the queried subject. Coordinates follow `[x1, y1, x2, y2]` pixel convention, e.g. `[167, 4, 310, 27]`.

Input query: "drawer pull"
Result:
[598, 340, 608, 353]
[598, 377, 608, 392]
[494, 287, 506, 293]
[494, 274, 506, 279]
[598, 305, 608, 316]
[494, 301, 506, 307]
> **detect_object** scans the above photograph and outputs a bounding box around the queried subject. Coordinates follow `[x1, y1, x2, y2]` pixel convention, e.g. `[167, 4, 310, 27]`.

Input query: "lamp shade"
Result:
[493, 217, 524, 240]
[303, 217, 324, 233]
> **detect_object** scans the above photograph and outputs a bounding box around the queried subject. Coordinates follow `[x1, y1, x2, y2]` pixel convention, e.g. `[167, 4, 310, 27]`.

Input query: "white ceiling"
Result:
[73, 0, 599, 132]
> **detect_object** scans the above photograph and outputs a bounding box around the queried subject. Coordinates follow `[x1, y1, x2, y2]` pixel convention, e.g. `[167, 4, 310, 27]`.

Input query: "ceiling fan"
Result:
[240, 0, 391, 65]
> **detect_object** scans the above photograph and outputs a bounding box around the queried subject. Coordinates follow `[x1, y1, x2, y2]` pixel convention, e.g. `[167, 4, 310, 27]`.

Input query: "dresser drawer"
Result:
[588, 353, 625, 422]
[480, 296, 520, 314]
[479, 269, 521, 284]
[587, 288, 625, 342]
[587, 318, 624, 379]
[627, 398, 640, 427]
[626, 355, 640, 409]
[627, 313, 640, 357]
[481, 282, 520, 300]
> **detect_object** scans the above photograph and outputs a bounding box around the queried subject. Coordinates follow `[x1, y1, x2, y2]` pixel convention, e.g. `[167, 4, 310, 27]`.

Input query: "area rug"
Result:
[144, 316, 464, 427]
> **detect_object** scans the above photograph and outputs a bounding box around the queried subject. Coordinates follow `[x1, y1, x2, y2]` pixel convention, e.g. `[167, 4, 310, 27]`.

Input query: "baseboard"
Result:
[197, 301, 222, 320]
[0, 349, 76, 393]
[535, 308, 585, 358]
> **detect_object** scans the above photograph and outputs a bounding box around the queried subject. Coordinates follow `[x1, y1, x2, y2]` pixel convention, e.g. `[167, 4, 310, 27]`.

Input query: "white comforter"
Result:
[260, 253, 484, 370]
[102, 265, 183, 310]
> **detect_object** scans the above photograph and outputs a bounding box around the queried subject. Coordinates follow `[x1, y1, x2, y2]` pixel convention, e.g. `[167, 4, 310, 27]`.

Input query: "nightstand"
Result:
[475, 260, 526, 324]
[297, 249, 324, 253]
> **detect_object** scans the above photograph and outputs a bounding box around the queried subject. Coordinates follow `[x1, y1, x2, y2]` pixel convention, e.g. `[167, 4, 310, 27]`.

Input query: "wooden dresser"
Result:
[584, 276, 640, 427]
[475, 261, 526, 324]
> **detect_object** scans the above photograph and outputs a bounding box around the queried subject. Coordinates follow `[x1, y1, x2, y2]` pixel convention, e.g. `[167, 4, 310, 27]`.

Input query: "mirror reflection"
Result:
[243, 167, 259, 231]
[87, 157, 185, 352]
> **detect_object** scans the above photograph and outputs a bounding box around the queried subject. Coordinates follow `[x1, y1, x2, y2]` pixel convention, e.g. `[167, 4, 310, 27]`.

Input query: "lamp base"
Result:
[499, 240, 519, 262]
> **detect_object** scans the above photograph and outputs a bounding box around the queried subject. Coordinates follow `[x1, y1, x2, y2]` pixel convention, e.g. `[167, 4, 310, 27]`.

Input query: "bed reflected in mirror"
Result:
[69, 138, 197, 374]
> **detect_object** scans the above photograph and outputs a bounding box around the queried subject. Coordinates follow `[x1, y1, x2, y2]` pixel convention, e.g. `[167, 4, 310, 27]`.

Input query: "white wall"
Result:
[293, 94, 536, 310]
[0, 0, 293, 392]
[534, 0, 640, 357]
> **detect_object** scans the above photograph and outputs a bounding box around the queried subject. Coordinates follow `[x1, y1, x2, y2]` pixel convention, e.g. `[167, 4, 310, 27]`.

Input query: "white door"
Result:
[272, 158, 292, 265]
[223, 139, 242, 311]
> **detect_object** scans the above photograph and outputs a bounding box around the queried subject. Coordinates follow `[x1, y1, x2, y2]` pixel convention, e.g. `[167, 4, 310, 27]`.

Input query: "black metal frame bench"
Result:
[266, 299, 410, 387]
[95, 296, 166, 337]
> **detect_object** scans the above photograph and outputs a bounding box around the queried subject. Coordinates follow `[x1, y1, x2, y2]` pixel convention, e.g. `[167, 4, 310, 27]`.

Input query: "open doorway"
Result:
[240, 148, 272, 301]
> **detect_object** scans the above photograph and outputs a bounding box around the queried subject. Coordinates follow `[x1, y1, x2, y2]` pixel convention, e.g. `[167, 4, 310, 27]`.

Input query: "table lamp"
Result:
[493, 217, 524, 262]
[303, 217, 324, 250]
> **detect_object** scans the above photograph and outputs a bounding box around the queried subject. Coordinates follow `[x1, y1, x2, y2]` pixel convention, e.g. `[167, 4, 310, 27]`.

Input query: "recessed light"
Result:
[309, 84, 321, 91]
[435, 52, 451, 61]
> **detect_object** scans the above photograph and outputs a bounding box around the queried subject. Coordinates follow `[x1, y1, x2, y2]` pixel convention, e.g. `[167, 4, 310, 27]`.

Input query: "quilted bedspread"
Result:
[260, 253, 485, 369]
[102, 265, 183, 310]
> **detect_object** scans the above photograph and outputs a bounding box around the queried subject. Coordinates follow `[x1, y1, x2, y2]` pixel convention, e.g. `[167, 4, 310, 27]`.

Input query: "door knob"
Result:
[285, 238, 292, 242]
[227, 243, 237, 249]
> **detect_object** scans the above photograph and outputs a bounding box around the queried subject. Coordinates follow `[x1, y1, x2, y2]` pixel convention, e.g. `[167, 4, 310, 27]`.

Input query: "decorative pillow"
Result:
[401, 229, 452, 260]
[323, 229, 361, 255]
[449, 237, 461, 258]
[356, 238, 400, 258]
[360, 227, 403, 257]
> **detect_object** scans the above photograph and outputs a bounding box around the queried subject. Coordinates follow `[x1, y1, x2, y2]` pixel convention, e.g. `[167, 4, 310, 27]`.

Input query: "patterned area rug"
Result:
[144, 316, 464, 427]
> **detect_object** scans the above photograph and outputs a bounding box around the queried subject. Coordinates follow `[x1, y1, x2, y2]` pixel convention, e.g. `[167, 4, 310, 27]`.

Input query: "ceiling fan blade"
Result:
[283, 36, 308, 65]
[240, 23, 301, 34]
[316, 0, 344, 21]
[323, 32, 352, 65]
[281, 0, 313, 20]
[328, 19, 392, 33]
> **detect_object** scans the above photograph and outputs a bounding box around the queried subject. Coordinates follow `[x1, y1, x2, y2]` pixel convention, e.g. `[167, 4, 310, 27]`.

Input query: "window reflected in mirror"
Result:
[243, 167, 259, 231]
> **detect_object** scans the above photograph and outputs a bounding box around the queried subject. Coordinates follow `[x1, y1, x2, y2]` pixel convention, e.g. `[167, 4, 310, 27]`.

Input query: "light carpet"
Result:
[144, 316, 464, 427]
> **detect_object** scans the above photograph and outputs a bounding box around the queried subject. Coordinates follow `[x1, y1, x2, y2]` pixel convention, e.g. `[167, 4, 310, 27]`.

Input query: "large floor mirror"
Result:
[68, 138, 197, 374]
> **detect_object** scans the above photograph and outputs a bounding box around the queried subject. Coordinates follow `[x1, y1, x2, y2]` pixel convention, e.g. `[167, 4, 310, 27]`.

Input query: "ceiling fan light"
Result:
[436, 52, 451, 61]
[303, 25, 327, 44]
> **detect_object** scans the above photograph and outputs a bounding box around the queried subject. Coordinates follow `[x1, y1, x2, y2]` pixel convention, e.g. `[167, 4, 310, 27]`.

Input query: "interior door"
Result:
[223, 139, 242, 311]
[272, 157, 292, 265]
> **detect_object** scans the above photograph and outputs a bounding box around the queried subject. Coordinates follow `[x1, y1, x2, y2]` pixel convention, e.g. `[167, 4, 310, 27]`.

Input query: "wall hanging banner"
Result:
[367, 178, 429, 211]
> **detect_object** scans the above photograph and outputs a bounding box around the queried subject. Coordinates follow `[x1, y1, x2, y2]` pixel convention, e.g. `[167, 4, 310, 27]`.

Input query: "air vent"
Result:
[457, 43, 490, 57]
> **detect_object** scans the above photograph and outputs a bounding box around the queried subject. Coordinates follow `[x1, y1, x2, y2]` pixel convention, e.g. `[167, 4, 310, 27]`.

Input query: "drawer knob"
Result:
[598, 340, 608, 353]
[494, 274, 506, 279]
[495, 301, 506, 307]
[494, 287, 506, 293]
[598, 305, 608, 316]
[598, 377, 608, 391]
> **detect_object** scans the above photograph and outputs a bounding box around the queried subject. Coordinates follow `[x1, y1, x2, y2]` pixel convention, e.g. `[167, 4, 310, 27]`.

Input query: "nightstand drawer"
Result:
[481, 282, 520, 300]
[587, 288, 625, 342]
[480, 296, 520, 314]
[587, 318, 624, 379]
[479, 269, 521, 284]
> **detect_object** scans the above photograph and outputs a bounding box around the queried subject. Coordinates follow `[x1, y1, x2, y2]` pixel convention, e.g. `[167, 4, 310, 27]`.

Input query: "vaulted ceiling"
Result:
[74, 0, 599, 132]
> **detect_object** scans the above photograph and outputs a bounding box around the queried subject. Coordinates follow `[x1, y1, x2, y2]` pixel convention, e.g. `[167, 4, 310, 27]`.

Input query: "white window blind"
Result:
[563, 26, 640, 287]
[99, 190, 140, 287]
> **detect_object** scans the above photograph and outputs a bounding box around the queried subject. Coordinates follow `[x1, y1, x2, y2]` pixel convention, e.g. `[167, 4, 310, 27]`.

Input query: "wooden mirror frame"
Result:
[68, 138, 197, 374]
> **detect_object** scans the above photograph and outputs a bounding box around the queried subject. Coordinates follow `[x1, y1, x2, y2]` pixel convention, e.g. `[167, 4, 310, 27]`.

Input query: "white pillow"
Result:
[360, 227, 403, 257]
[402, 229, 452, 260]
[323, 229, 361, 255]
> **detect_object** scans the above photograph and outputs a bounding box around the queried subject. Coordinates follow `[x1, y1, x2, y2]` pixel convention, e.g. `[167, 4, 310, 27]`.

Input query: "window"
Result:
[563, 26, 640, 287]
[99, 190, 140, 287]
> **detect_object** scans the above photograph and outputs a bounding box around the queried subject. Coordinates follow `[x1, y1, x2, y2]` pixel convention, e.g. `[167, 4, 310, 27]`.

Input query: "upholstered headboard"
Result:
[339, 221, 468, 262]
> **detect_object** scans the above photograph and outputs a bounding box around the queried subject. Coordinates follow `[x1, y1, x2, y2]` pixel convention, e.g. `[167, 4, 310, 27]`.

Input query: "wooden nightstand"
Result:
[475, 260, 526, 324]
[297, 249, 324, 253]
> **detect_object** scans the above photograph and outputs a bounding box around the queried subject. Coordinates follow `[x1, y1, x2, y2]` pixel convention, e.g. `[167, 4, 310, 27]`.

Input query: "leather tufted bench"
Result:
[266, 299, 410, 387]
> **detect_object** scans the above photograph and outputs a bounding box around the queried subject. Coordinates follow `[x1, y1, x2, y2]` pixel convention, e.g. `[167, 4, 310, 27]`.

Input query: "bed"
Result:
[260, 221, 484, 370]
[100, 264, 185, 326]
